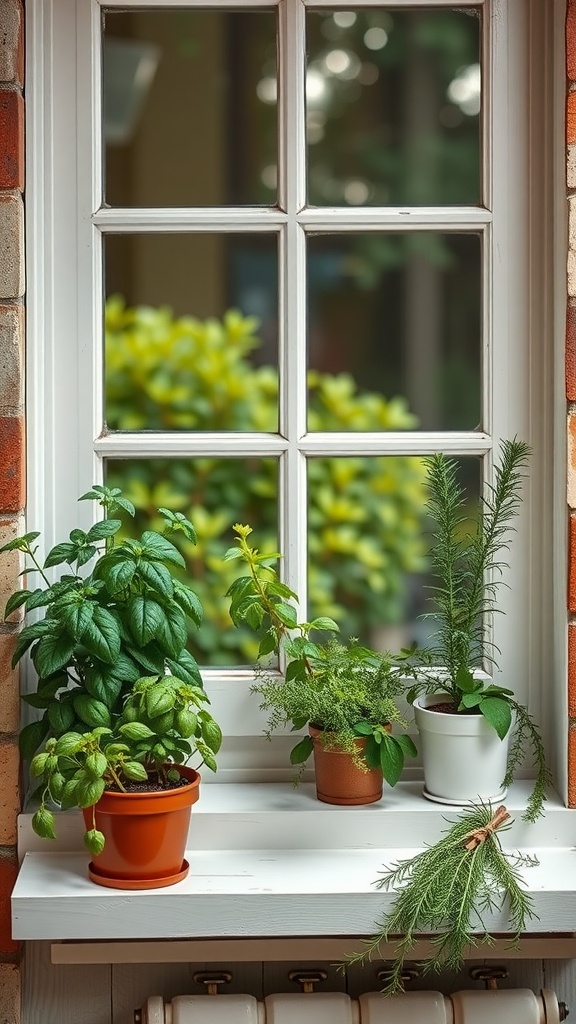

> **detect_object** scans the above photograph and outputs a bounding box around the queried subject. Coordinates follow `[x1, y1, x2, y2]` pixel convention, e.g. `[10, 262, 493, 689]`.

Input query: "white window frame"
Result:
[26, 0, 564, 795]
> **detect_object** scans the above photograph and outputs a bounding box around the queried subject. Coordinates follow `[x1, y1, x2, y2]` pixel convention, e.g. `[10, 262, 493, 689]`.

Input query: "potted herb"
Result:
[225, 525, 417, 804]
[0, 485, 222, 888]
[408, 439, 550, 821]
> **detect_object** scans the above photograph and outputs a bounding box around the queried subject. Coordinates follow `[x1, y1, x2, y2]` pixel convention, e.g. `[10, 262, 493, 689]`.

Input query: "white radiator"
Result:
[137, 988, 565, 1024]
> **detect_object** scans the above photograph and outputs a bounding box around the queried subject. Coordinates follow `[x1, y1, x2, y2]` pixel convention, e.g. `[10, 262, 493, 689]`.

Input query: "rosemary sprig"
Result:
[346, 803, 538, 995]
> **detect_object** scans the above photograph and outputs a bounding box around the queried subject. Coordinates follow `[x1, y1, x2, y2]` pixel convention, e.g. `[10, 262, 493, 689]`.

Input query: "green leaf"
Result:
[54, 732, 85, 756]
[122, 761, 148, 781]
[479, 696, 512, 740]
[275, 603, 298, 628]
[290, 735, 314, 765]
[353, 721, 373, 736]
[83, 669, 122, 709]
[126, 642, 165, 674]
[4, 589, 31, 618]
[97, 554, 137, 593]
[29, 752, 49, 778]
[47, 701, 76, 735]
[140, 531, 186, 567]
[84, 829, 106, 856]
[146, 685, 175, 720]
[32, 807, 57, 840]
[165, 650, 203, 689]
[394, 734, 418, 758]
[34, 632, 77, 679]
[172, 580, 203, 627]
[59, 601, 95, 641]
[73, 695, 111, 729]
[157, 508, 197, 544]
[76, 777, 105, 808]
[379, 735, 404, 787]
[127, 595, 164, 646]
[460, 692, 484, 709]
[26, 587, 56, 611]
[11, 620, 55, 666]
[119, 721, 155, 740]
[81, 606, 121, 663]
[257, 631, 277, 659]
[85, 752, 108, 779]
[44, 542, 77, 568]
[137, 559, 174, 599]
[0, 530, 40, 553]
[308, 616, 340, 632]
[19, 718, 49, 760]
[86, 519, 122, 541]
[155, 604, 187, 658]
[455, 667, 479, 694]
[363, 735, 382, 769]
[201, 718, 223, 754]
[59, 779, 80, 810]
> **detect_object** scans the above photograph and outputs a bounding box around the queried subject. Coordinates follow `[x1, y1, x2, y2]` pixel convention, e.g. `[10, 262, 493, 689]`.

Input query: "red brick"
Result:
[568, 92, 576, 146]
[570, 725, 576, 807]
[567, 305, 576, 401]
[568, 0, 576, 80]
[0, 742, 19, 844]
[0, 854, 19, 955]
[0, 417, 24, 514]
[0, 635, 19, 733]
[0, 91, 23, 190]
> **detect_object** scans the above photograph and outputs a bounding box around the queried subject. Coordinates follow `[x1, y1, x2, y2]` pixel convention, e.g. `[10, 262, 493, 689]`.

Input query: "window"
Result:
[28, 0, 560, 790]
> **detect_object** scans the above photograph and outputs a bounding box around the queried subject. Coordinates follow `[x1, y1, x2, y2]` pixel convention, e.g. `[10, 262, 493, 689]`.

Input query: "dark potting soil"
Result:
[427, 702, 481, 715]
[105, 773, 191, 794]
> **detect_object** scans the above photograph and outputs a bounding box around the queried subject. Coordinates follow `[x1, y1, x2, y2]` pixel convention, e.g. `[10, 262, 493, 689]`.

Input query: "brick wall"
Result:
[0, 0, 24, 1020]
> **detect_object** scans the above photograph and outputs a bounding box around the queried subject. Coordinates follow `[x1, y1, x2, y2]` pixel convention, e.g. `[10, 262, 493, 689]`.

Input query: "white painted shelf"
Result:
[12, 781, 576, 941]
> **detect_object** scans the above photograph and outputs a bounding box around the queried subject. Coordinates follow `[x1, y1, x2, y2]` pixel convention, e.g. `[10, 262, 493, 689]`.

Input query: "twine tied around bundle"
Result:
[462, 805, 510, 850]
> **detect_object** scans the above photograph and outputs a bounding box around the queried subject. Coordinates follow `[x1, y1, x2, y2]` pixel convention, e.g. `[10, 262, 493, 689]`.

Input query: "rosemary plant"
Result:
[409, 438, 551, 821]
[225, 525, 417, 785]
[347, 802, 538, 995]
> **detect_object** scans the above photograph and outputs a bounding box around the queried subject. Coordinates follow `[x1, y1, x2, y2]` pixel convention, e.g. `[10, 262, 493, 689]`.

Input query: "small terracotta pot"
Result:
[309, 725, 383, 805]
[82, 765, 200, 889]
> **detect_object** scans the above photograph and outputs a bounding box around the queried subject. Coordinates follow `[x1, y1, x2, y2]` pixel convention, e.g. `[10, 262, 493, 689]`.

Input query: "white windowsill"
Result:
[12, 781, 576, 941]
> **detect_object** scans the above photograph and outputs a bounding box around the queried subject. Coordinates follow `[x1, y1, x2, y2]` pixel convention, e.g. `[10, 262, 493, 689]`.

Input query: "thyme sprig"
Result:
[346, 803, 538, 995]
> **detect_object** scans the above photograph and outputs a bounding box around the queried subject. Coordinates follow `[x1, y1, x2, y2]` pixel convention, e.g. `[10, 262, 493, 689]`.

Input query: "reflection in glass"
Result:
[307, 455, 480, 653]
[307, 233, 481, 431]
[105, 457, 278, 667]
[306, 8, 481, 206]
[104, 10, 277, 206]
[104, 233, 278, 432]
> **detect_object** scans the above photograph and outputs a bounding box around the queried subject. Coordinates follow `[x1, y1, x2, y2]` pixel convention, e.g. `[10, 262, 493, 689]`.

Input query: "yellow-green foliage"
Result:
[105, 297, 427, 663]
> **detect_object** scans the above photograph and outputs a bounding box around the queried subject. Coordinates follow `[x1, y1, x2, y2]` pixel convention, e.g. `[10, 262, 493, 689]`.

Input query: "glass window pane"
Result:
[104, 10, 277, 207]
[104, 233, 279, 431]
[307, 232, 481, 432]
[306, 8, 481, 206]
[307, 455, 480, 654]
[105, 457, 278, 667]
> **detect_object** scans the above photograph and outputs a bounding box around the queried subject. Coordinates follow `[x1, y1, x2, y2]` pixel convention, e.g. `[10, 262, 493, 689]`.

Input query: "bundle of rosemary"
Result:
[347, 803, 538, 995]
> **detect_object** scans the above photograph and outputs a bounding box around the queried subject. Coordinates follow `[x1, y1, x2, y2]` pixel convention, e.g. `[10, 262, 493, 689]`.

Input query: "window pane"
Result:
[306, 8, 481, 206]
[307, 455, 480, 653]
[104, 233, 279, 431]
[105, 457, 278, 666]
[307, 232, 481, 432]
[103, 10, 277, 207]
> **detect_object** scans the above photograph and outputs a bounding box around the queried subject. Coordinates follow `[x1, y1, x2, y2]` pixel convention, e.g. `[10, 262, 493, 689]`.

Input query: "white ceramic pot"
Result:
[413, 694, 511, 805]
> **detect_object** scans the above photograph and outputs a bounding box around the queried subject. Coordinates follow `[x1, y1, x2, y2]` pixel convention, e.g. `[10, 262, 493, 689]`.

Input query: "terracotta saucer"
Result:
[87, 858, 190, 890]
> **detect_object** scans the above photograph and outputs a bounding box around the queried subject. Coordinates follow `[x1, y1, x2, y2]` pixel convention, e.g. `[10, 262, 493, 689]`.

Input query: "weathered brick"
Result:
[0, 305, 23, 417]
[0, 854, 19, 955]
[0, 635, 18, 733]
[0, 419, 24, 514]
[0, 518, 22, 624]
[568, 248, 576, 298]
[0, 197, 23, 299]
[568, 91, 576, 146]
[569, 514, 576, 610]
[0, 963, 20, 1024]
[0, 742, 19, 844]
[569, 0, 576, 80]
[568, 305, 576, 401]
[0, 91, 23, 190]
[569, 626, 576, 718]
[0, 0, 23, 86]
[569, 144, 576, 189]
[568, 417, 576, 510]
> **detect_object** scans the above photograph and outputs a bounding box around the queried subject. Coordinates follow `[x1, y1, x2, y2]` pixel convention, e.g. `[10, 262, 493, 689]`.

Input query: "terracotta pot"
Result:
[82, 765, 200, 889]
[309, 725, 383, 805]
